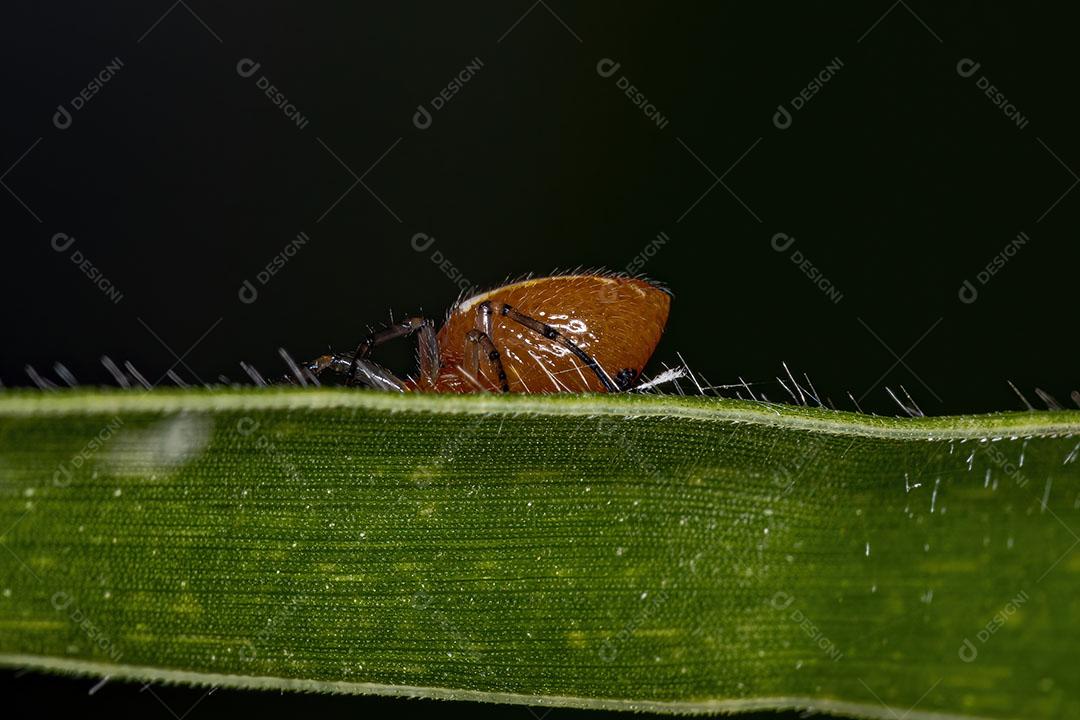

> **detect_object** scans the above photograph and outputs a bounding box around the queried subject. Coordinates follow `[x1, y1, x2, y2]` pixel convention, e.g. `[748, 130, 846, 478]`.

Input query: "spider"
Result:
[289, 272, 671, 393]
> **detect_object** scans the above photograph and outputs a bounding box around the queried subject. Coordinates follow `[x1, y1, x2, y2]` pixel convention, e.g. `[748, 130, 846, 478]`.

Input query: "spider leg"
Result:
[416, 322, 440, 388]
[497, 303, 618, 392]
[463, 328, 509, 392]
[460, 301, 506, 392]
[306, 354, 407, 392]
[344, 316, 440, 388]
[351, 358, 408, 392]
[475, 300, 494, 336]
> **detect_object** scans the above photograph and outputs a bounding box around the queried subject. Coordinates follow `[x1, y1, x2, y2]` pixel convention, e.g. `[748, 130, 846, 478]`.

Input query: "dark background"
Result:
[2, 2, 1078, 718]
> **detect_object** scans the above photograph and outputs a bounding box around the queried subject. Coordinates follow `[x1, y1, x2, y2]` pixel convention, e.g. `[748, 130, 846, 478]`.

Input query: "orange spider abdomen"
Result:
[426, 274, 670, 393]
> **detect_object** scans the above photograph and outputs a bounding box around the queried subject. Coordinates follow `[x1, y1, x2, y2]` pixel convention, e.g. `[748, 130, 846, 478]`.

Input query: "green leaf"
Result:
[1, 388, 1078, 718]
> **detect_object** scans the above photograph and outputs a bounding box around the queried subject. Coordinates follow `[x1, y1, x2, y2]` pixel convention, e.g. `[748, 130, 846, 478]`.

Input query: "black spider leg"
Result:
[462, 302, 509, 392]
[498, 303, 618, 392]
[614, 367, 639, 390]
[344, 317, 439, 387]
[309, 354, 407, 391]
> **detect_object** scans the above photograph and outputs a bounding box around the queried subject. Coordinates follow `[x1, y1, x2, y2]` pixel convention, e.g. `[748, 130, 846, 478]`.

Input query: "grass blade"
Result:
[0, 388, 1078, 718]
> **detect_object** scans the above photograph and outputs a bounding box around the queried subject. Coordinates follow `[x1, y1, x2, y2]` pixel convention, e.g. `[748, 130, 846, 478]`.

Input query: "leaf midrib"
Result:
[1, 388, 1078, 442]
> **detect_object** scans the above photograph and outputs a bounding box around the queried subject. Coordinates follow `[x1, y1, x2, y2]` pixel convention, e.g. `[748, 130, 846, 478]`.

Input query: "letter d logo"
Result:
[598, 640, 618, 662]
[770, 591, 795, 610]
[773, 104, 792, 130]
[238, 279, 259, 304]
[51, 232, 76, 252]
[413, 104, 432, 130]
[771, 232, 795, 253]
[53, 104, 72, 130]
[236, 58, 261, 78]
[53, 464, 73, 487]
[956, 58, 981, 78]
[411, 232, 435, 252]
[958, 279, 978, 304]
[238, 641, 257, 661]
[596, 58, 621, 78]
